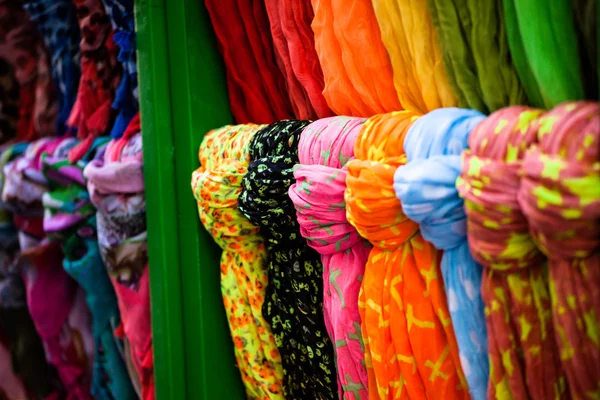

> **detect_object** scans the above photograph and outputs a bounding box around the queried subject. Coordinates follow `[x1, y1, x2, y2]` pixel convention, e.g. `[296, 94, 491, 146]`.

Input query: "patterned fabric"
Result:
[100, 0, 138, 139]
[263, 0, 332, 120]
[21, 0, 81, 135]
[0, 58, 19, 143]
[0, 0, 58, 140]
[239, 120, 338, 399]
[310, 0, 401, 117]
[345, 111, 467, 400]
[288, 116, 370, 399]
[371, 0, 457, 113]
[84, 122, 154, 400]
[191, 124, 285, 399]
[67, 0, 121, 162]
[426, 0, 527, 113]
[518, 101, 600, 399]
[457, 107, 568, 399]
[42, 137, 136, 400]
[393, 108, 488, 400]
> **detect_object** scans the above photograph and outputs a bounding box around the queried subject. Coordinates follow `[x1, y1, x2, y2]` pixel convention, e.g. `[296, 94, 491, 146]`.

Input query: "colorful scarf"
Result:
[345, 111, 467, 400]
[393, 108, 488, 400]
[21, 0, 81, 135]
[204, 0, 294, 124]
[288, 116, 370, 399]
[67, 0, 121, 162]
[0, 57, 19, 143]
[518, 101, 600, 399]
[310, 0, 401, 117]
[457, 107, 568, 399]
[100, 0, 138, 139]
[192, 124, 285, 399]
[84, 120, 153, 400]
[263, 0, 332, 120]
[426, 0, 527, 113]
[239, 120, 338, 399]
[371, 0, 457, 113]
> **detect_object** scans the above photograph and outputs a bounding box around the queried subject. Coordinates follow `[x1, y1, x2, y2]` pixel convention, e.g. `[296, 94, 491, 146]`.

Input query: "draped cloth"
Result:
[426, 0, 526, 113]
[457, 107, 568, 399]
[371, 0, 457, 113]
[518, 101, 600, 399]
[191, 124, 285, 399]
[393, 108, 488, 400]
[204, 0, 294, 124]
[310, 0, 401, 117]
[345, 111, 467, 400]
[239, 121, 338, 399]
[288, 117, 370, 399]
[263, 0, 332, 120]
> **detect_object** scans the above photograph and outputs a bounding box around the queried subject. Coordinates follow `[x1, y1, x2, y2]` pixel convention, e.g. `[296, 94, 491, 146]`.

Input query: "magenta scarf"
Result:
[288, 116, 370, 399]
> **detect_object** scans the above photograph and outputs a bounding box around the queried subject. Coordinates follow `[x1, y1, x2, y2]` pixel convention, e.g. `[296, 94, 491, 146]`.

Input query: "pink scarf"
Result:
[288, 116, 370, 399]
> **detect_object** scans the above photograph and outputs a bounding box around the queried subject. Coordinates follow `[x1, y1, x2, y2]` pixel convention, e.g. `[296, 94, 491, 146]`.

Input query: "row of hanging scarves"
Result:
[198, 0, 598, 399]
[0, 0, 154, 399]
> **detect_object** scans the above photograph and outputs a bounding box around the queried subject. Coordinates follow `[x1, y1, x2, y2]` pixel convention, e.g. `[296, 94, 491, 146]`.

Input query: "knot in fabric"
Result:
[345, 111, 420, 250]
[395, 108, 485, 250]
[519, 101, 600, 260]
[457, 106, 546, 273]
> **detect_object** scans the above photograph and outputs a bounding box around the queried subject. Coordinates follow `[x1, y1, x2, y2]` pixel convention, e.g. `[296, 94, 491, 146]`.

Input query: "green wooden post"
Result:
[135, 0, 244, 398]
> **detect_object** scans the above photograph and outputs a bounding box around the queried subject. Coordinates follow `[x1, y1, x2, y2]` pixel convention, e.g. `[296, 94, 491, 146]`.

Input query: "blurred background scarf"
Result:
[371, 0, 457, 113]
[457, 107, 568, 399]
[239, 120, 338, 399]
[289, 116, 370, 399]
[345, 111, 467, 400]
[191, 124, 285, 399]
[426, 0, 527, 113]
[519, 101, 600, 399]
[393, 108, 488, 400]
[310, 0, 401, 117]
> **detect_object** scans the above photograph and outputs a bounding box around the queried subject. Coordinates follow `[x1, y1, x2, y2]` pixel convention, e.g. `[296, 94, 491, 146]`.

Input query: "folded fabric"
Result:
[192, 124, 285, 399]
[0, 57, 19, 143]
[457, 106, 569, 399]
[288, 116, 370, 399]
[310, 0, 401, 117]
[393, 108, 488, 400]
[371, 0, 457, 113]
[204, 0, 294, 124]
[519, 101, 600, 399]
[239, 120, 338, 399]
[345, 111, 467, 400]
[21, 0, 81, 135]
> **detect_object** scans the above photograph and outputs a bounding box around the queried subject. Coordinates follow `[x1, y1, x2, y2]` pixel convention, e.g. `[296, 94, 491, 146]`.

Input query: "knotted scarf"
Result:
[21, 0, 81, 135]
[393, 108, 488, 400]
[288, 117, 370, 399]
[345, 111, 467, 400]
[518, 101, 600, 399]
[264, 0, 332, 120]
[204, 0, 294, 124]
[0, 58, 19, 143]
[310, 0, 401, 117]
[239, 120, 338, 399]
[2, 138, 96, 400]
[457, 107, 568, 399]
[426, 0, 526, 113]
[42, 138, 136, 400]
[67, 0, 121, 162]
[100, 0, 138, 138]
[84, 120, 153, 400]
[191, 124, 284, 399]
[503, 0, 584, 109]
[371, 0, 457, 113]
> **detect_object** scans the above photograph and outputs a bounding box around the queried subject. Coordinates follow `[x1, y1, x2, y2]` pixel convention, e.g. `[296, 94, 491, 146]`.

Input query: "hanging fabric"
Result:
[457, 107, 568, 399]
[371, 0, 457, 113]
[288, 116, 370, 399]
[310, 0, 401, 117]
[519, 101, 600, 400]
[393, 108, 488, 400]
